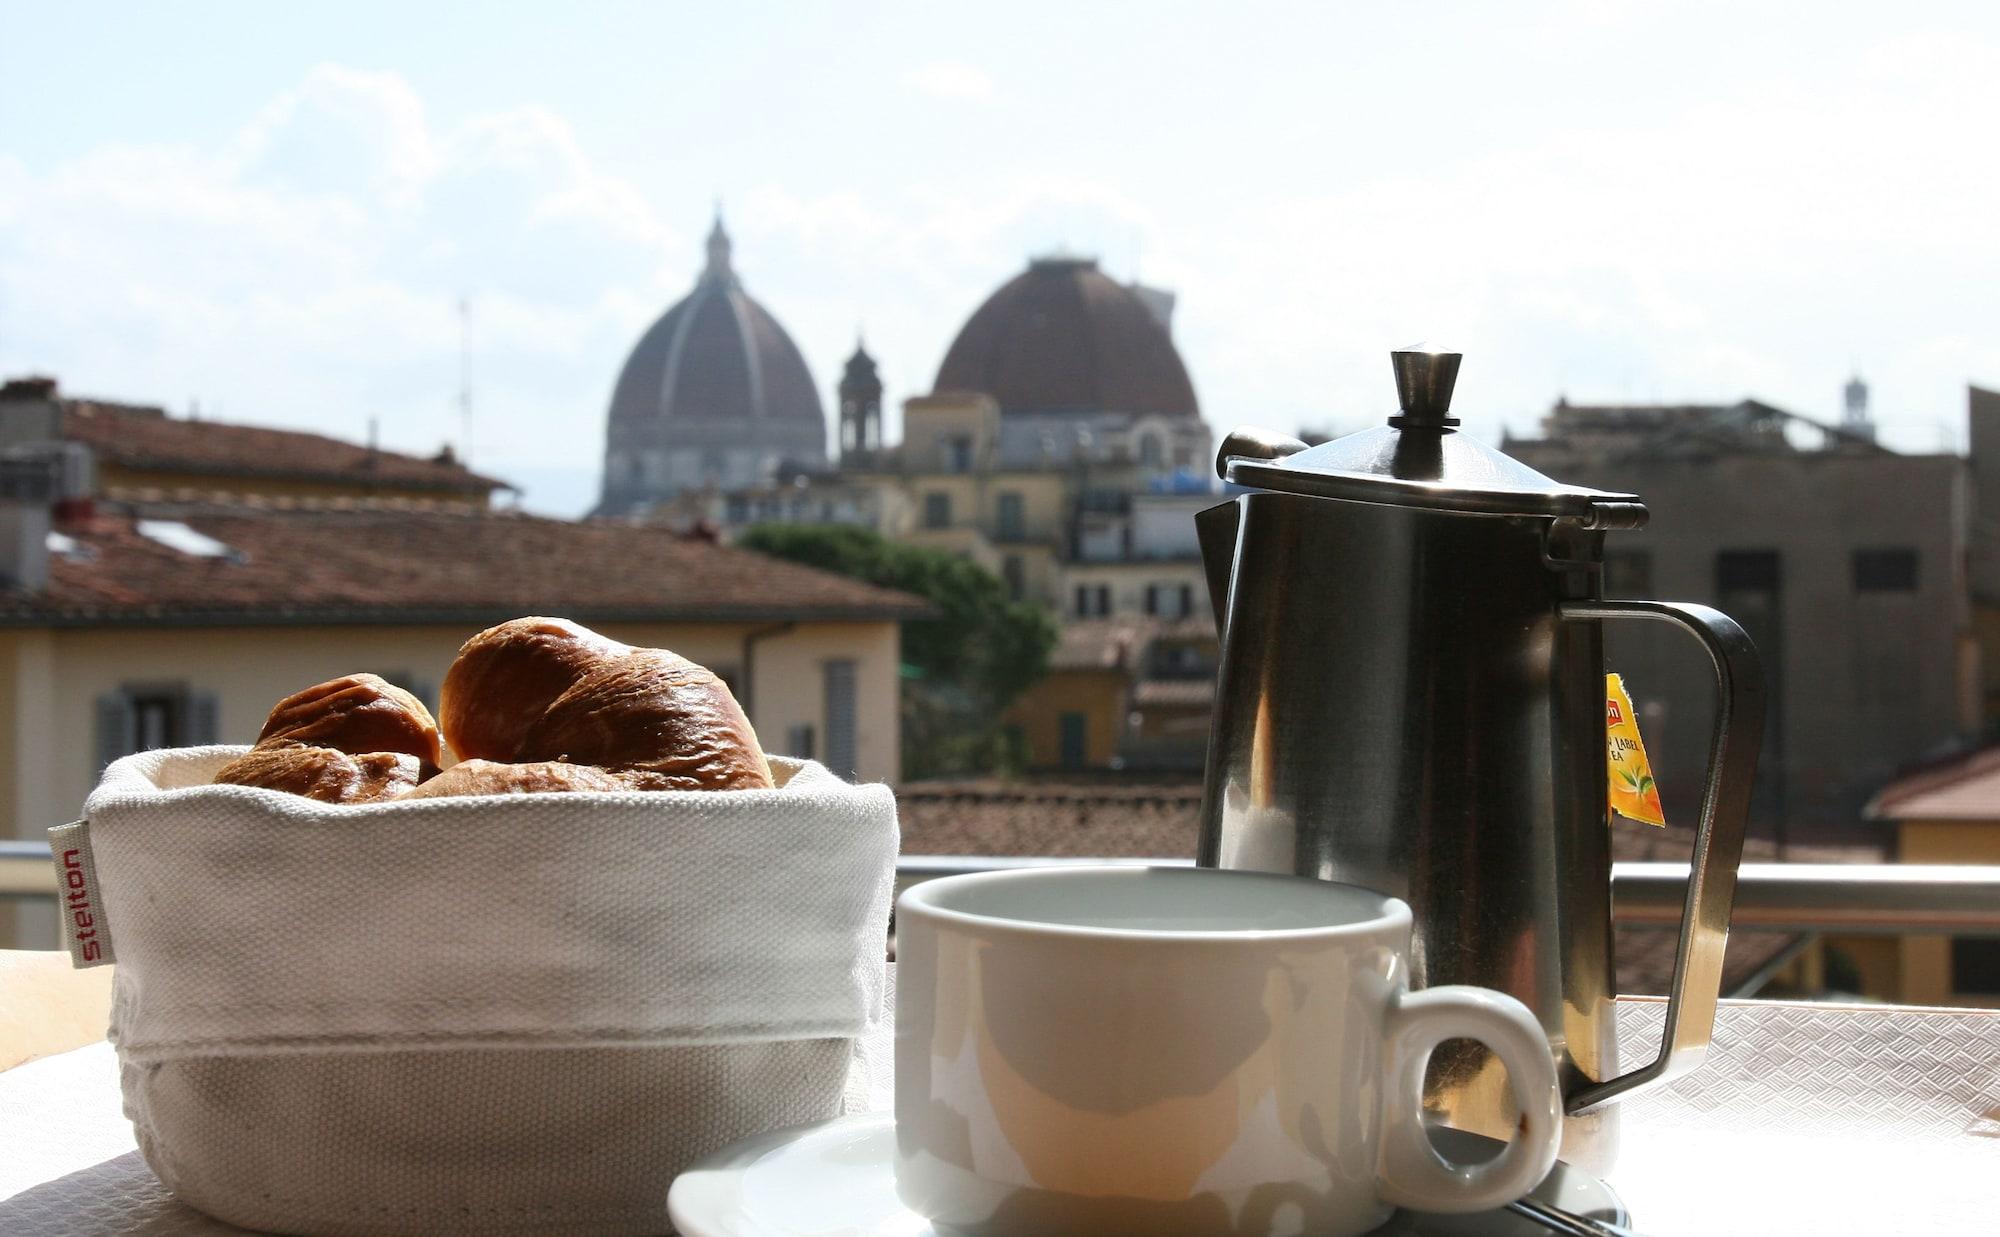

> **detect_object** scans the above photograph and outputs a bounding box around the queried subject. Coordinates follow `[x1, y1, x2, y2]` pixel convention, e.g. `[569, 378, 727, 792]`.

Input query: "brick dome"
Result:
[934, 257, 1199, 418]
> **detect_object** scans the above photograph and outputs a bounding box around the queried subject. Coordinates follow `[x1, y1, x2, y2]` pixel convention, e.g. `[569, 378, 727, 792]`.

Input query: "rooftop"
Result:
[2, 378, 509, 497]
[0, 498, 931, 627]
[1867, 744, 2000, 822]
[1506, 397, 1889, 460]
[1046, 617, 1214, 672]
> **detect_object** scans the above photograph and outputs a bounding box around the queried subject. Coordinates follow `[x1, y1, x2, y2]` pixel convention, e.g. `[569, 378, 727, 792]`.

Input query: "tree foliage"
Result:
[738, 523, 1057, 779]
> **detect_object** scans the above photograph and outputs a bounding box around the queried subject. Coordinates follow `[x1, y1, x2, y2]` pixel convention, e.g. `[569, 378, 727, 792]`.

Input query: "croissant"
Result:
[214, 743, 424, 804]
[441, 618, 772, 791]
[254, 673, 441, 770]
[439, 618, 622, 765]
[215, 672, 442, 803]
[398, 759, 655, 799]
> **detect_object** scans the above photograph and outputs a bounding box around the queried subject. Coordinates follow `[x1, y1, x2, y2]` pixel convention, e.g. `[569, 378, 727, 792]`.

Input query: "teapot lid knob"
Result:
[1390, 348, 1462, 429]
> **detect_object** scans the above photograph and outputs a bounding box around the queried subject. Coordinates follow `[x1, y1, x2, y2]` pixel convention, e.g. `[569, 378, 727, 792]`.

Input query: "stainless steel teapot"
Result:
[1195, 349, 1764, 1174]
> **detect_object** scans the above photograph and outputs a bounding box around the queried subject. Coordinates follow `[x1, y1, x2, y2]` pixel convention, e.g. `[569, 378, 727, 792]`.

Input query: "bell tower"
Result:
[838, 338, 884, 457]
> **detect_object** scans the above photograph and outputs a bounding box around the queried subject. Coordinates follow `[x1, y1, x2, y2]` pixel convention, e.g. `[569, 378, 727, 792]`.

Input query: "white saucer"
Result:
[668, 1113, 1629, 1237]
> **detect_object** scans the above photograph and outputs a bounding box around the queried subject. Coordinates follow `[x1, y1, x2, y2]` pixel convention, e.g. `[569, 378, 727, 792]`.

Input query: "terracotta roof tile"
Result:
[1866, 743, 2000, 821]
[1, 501, 931, 626]
[59, 400, 508, 495]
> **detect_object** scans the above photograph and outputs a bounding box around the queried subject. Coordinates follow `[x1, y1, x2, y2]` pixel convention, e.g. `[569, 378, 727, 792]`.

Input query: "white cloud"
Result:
[0, 66, 677, 512]
[902, 61, 996, 103]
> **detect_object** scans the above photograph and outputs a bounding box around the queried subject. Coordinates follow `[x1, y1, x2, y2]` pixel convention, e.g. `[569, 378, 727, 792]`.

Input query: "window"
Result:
[996, 492, 1025, 540]
[1146, 583, 1193, 619]
[1059, 712, 1088, 770]
[923, 492, 952, 529]
[1602, 550, 1652, 598]
[1951, 937, 2000, 995]
[1853, 548, 1918, 592]
[823, 660, 857, 778]
[96, 683, 218, 771]
[945, 435, 974, 473]
[1002, 555, 1025, 601]
[1139, 433, 1163, 468]
[785, 724, 817, 761]
[1074, 584, 1112, 617]
[1716, 550, 1780, 592]
[1716, 550, 1783, 824]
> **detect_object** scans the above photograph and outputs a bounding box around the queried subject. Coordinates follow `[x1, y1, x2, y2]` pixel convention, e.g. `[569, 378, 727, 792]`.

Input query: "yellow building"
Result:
[0, 497, 925, 949]
[1002, 619, 1218, 773]
[1821, 747, 2000, 1007]
[1, 376, 508, 507]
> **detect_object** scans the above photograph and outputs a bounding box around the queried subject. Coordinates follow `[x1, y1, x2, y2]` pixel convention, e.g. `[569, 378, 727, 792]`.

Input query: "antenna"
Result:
[458, 295, 473, 466]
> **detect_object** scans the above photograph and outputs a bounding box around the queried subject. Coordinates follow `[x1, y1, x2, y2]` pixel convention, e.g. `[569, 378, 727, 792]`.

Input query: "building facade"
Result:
[1, 426, 925, 948]
[659, 255, 1218, 624]
[1508, 397, 1976, 845]
[597, 217, 827, 513]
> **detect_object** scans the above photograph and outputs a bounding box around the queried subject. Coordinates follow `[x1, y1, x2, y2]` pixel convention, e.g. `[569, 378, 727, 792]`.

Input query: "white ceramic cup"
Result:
[894, 866, 1562, 1237]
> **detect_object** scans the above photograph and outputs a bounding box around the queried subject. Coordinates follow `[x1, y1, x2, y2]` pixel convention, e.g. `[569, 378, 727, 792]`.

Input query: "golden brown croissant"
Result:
[398, 758, 651, 799]
[440, 618, 622, 765]
[214, 743, 424, 804]
[255, 673, 441, 770]
[441, 618, 772, 791]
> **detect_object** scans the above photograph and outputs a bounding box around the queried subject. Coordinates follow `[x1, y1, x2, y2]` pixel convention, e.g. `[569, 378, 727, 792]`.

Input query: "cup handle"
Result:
[1375, 985, 1564, 1214]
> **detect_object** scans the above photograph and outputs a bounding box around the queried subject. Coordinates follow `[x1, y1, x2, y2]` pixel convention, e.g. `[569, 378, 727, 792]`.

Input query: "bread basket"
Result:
[61, 746, 897, 1236]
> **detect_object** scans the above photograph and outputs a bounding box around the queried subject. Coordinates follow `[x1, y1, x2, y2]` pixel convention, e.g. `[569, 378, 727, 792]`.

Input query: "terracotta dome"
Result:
[934, 257, 1199, 418]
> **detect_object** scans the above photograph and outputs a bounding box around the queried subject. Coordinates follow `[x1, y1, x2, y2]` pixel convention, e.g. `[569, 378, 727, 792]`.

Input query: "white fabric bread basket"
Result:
[63, 746, 898, 1236]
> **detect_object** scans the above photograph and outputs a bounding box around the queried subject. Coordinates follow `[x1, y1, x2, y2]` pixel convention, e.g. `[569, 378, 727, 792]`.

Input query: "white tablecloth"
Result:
[3, 999, 1996, 1235]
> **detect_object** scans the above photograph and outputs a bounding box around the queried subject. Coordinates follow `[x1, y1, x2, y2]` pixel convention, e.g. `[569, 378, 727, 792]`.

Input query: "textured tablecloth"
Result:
[3, 998, 1996, 1235]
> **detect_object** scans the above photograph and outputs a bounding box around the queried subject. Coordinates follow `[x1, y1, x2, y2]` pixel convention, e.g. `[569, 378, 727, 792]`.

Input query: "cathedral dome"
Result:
[933, 256, 1199, 418]
[599, 217, 825, 512]
[607, 219, 825, 433]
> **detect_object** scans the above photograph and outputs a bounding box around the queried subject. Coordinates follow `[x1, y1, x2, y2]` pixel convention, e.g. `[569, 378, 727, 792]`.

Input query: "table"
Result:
[2, 998, 1994, 1235]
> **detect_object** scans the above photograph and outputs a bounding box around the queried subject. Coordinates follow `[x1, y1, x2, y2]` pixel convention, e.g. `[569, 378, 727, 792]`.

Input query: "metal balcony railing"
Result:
[894, 855, 2000, 936]
[9, 841, 2000, 938]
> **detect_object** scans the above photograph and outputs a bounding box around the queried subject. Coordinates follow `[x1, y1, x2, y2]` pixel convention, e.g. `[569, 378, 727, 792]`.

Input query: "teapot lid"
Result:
[1219, 350, 1647, 527]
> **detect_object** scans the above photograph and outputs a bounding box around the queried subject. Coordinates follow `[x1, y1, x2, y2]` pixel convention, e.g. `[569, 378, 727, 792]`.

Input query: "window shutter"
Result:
[823, 660, 858, 780]
[95, 692, 136, 773]
[786, 724, 817, 761]
[187, 692, 221, 745]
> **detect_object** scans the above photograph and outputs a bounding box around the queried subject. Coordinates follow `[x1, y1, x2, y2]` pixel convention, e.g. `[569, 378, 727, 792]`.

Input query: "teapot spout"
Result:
[1196, 498, 1242, 637]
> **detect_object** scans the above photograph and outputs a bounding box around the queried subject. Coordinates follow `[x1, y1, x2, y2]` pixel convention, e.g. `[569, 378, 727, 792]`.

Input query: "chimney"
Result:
[1, 375, 64, 453]
[0, 455, 56, 591]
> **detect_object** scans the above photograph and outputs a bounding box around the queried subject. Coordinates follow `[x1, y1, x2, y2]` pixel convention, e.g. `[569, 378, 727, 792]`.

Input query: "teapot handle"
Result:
[1557, 600, 1766, 1113]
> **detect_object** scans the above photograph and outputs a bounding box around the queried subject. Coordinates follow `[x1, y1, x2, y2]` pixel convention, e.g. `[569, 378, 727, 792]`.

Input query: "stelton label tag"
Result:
[1607, 674, 1665, 827]
[48, 820, 115, 968]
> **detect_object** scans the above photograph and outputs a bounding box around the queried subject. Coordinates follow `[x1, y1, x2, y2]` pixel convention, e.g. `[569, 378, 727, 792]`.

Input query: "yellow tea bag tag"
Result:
[1607, 673, 1665, 826]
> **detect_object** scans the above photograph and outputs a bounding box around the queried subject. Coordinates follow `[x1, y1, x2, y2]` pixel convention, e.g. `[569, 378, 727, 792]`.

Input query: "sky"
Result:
[3, 1, 1997, 515]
